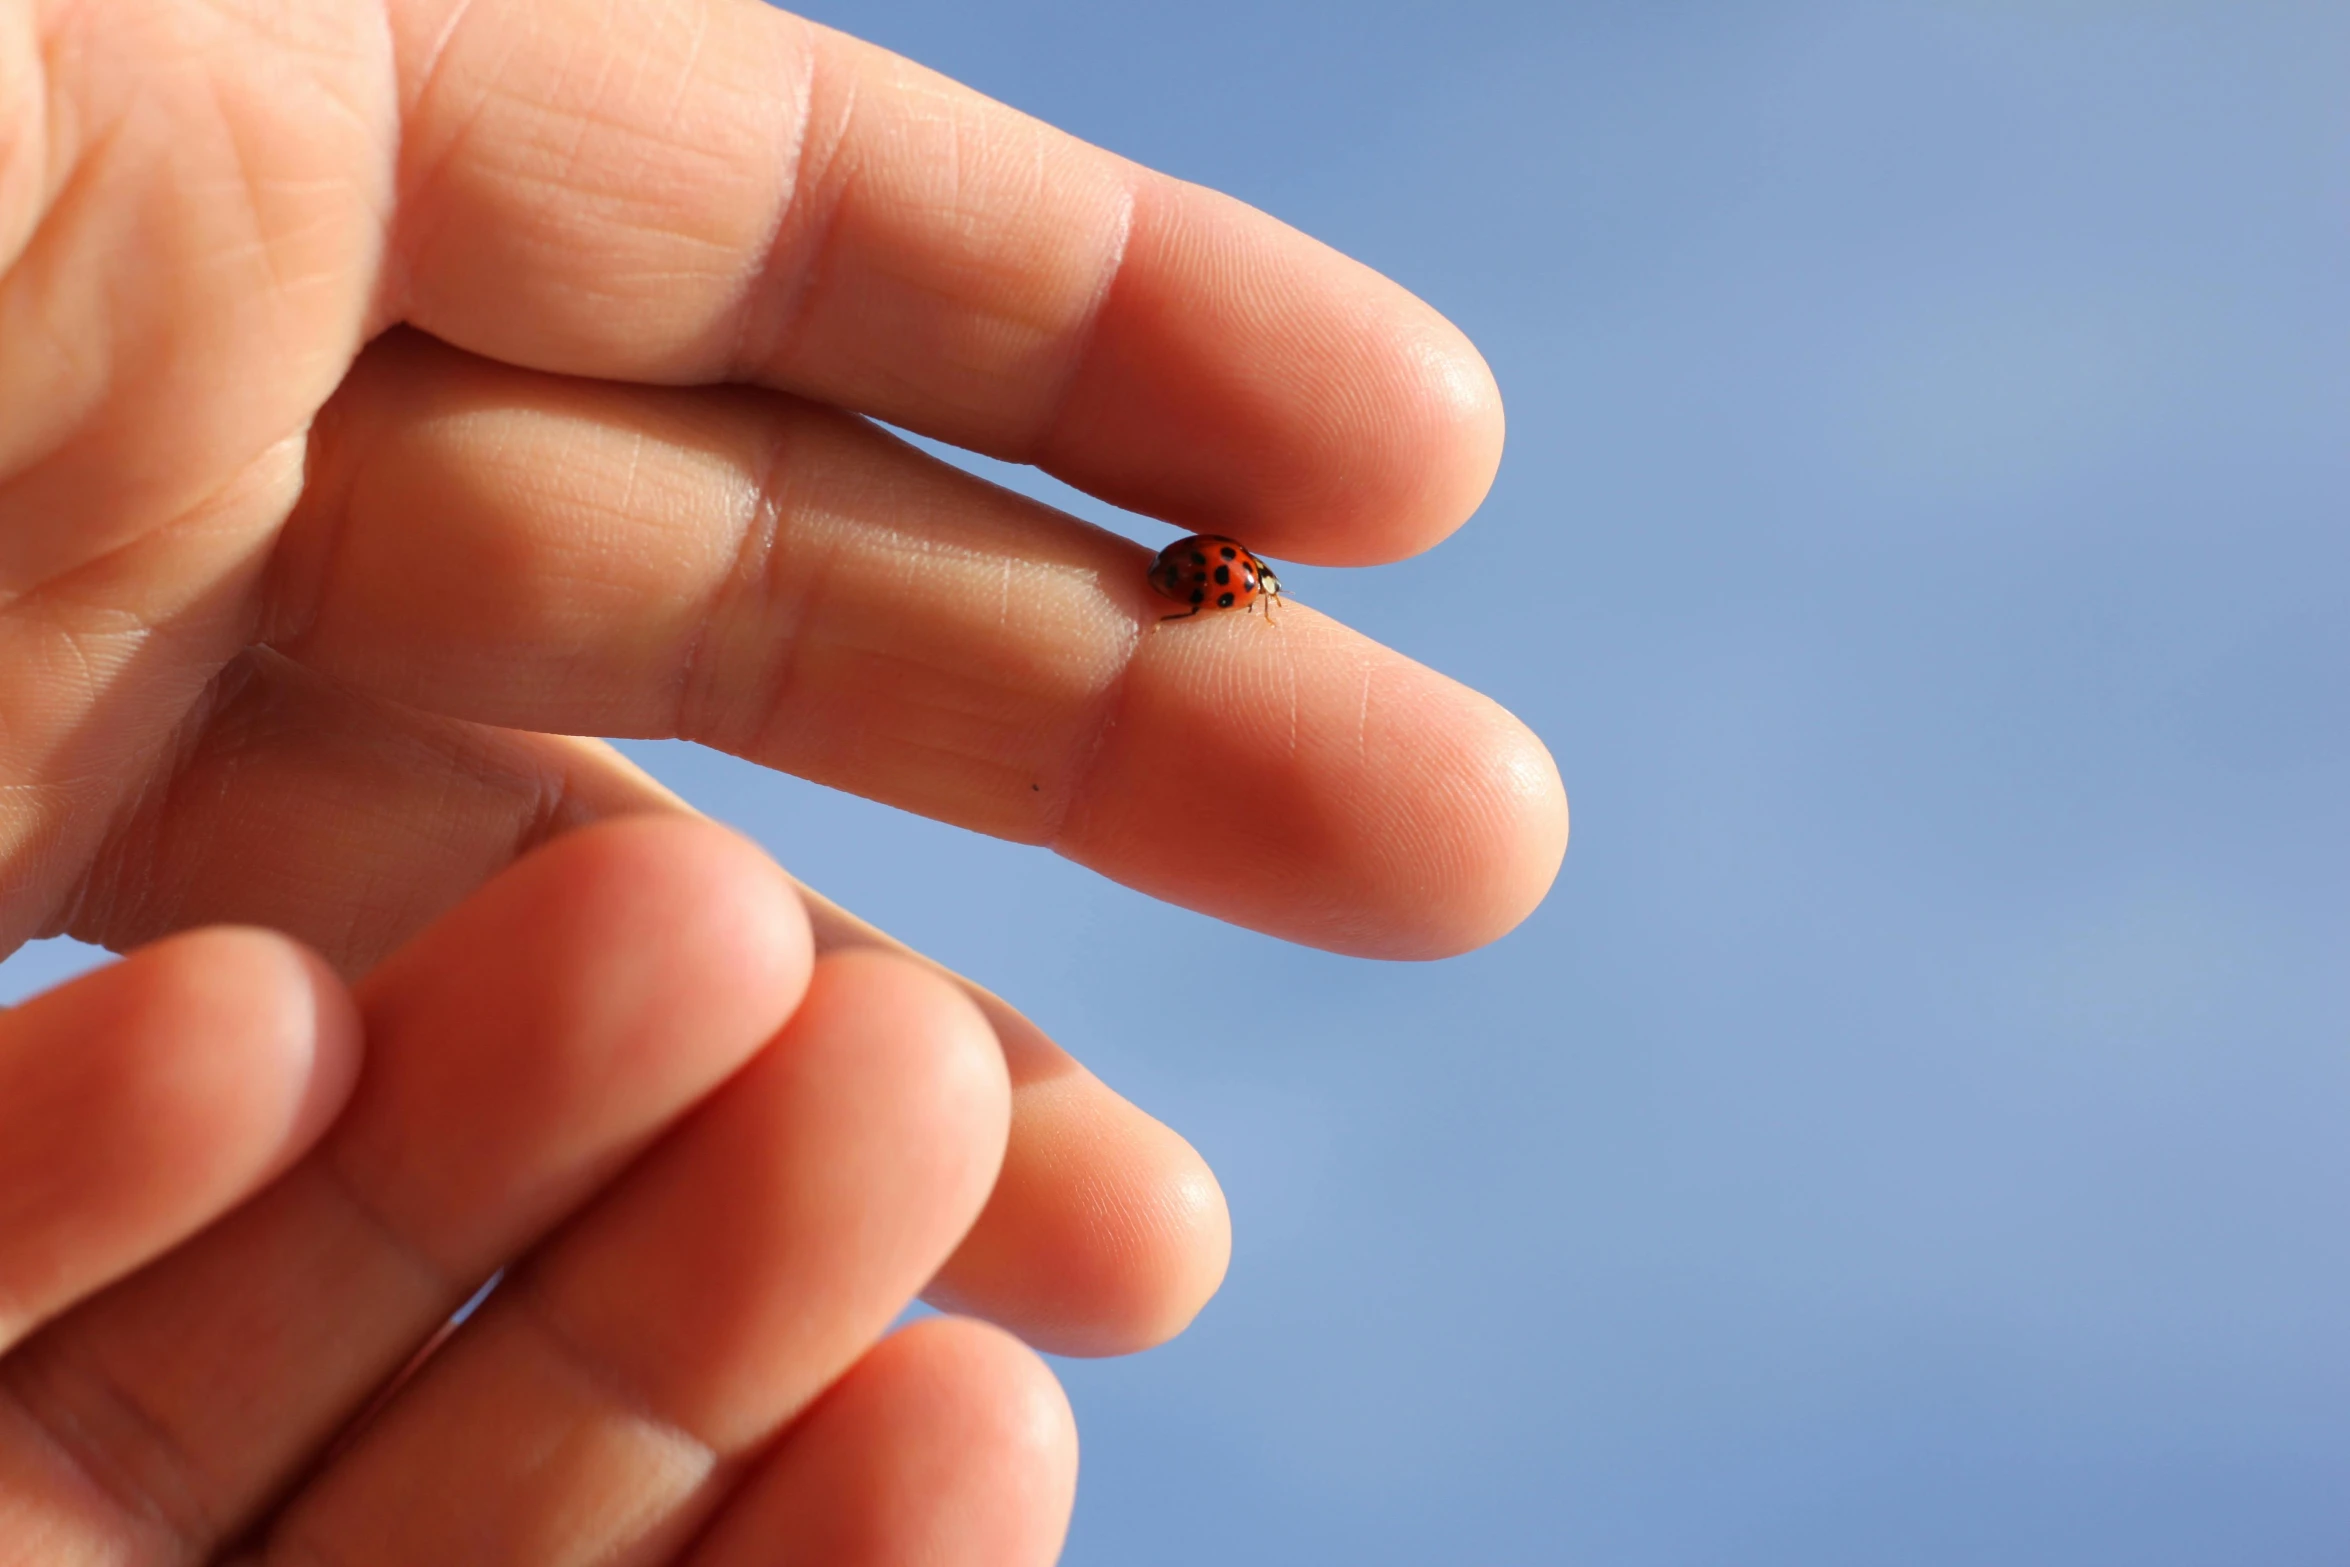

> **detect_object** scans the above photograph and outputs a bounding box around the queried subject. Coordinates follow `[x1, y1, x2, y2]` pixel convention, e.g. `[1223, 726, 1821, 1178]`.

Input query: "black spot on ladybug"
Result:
[1189, 551, 1207, 566]
[1218, 592, 1235, 608]
[1191, 588, 1206, 604]
[1220, 546, 1237, 560]
[1214, 564, 1231, 585]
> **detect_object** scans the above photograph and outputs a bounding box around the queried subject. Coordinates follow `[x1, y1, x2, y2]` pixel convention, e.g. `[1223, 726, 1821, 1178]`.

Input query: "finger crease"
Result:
[674, 418, 794, 748]
[728, 28, 855, 379]
[735, 56, 861, 380]
[380, 0, 490, 319]
[1021, 172, 1139, 466]
[504, 1269, 724, 1465]
[1045, 613, 1142, 851]
[309, 1150, 479, 1316]
[508, 757, 585, 866]
[723, 29, 822, 376]
[0, 1336, 219, 1560]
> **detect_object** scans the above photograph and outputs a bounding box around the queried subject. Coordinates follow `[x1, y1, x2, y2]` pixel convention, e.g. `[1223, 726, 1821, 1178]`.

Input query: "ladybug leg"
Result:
[1159, 605, 1202, 621]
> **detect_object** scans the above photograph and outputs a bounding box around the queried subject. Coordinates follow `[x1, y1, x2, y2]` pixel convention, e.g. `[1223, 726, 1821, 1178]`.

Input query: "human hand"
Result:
[1, 816, 1080, 1562]
[0, 0, 1565, 1516]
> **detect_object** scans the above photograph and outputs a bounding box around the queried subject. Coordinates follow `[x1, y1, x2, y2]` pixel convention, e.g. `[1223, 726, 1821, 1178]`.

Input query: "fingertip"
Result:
[690, 1313, 1076, 1567]
[1041, 177, 1506, 566]
[369, 813, 819, 1055]
[785, 906, 1227, 1357]
[1108, 1123, 1234, 1349]
[538, 814, 818, 1011]
[90, 927, 362, 1184]
[1066, 612, 1565, 959]
[0, 927, 360, 1337]
[1381, 686, 1569, 961]
[879, 1315, 1077, 1474]
[206, 930, 365, 1179]
[1287, 289, 1507, 568]
[791, 949, 1015, 1216]
[1097, 1122, 1231, 1352]
[926, 1070, 1231, 1358]
[1379, 313, 1508, 561]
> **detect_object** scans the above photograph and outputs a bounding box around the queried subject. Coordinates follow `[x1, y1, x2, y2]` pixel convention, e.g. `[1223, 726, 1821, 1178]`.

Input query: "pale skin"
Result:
[0, 0, 1567, 1559]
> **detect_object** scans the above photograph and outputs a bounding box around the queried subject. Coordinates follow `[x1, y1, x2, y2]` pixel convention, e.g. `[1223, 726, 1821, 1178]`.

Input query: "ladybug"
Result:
[1148, 534, 1284, 622]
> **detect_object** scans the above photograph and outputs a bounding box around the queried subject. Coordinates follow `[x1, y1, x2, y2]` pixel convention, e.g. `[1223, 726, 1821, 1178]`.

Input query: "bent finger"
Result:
[74, 651, 1229, 1356]
[686, 1316, 1076, 1567]
[0, 929, 356, 1353]
[0, 817, 809, 1560]
[262, 951, 1008, 1563]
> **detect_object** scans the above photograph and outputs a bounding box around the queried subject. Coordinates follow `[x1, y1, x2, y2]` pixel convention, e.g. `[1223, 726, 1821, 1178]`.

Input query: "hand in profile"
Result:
[0, 0, 1565, 1558]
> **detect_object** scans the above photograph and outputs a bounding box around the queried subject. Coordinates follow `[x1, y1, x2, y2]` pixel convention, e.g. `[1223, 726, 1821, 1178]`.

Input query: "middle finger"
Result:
[269, 331, 1566, 962]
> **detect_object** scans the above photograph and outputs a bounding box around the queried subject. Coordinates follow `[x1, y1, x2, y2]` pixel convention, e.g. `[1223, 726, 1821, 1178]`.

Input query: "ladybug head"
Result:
[1257, 562, 1284, 599]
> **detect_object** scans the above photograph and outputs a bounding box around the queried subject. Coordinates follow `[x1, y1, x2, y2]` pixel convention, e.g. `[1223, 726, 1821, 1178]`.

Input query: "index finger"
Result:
[385, 0, 1501, 564]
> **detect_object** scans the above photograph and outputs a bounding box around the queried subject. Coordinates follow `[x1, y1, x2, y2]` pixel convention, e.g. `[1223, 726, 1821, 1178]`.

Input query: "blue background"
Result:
[7, 2, 2345, 1560]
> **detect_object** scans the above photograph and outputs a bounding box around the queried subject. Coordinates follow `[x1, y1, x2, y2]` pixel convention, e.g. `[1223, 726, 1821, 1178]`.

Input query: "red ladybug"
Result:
[1148, 534, 1284, 622]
